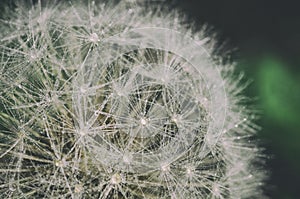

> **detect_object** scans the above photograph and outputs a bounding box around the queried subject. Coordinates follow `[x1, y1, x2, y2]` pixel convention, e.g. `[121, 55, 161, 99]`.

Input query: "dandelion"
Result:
[0, 0, 266, 198]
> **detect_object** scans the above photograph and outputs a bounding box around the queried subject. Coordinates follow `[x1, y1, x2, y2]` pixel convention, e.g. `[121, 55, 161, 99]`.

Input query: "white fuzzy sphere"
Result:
[0, 0, 266, 198]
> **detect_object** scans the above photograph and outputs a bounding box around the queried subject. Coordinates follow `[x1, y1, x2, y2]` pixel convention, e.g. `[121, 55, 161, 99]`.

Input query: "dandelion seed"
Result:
[74, 183, 84, 193]
[110, 173, 122, 185]
[55, 158, 67, 168]
[161, 163, 170, 172]
[140, 117, 147, 126]
[122, 152, 133, 164]
[89, 32, 99, 43]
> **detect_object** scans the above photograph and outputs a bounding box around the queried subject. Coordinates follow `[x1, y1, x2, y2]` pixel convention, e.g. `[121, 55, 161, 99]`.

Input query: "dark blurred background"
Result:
[1, 0, 299, 198]
[160, 0, 300, 198]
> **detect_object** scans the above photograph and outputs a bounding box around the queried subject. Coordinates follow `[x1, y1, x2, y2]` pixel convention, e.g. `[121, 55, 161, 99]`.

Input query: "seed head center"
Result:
[111, 173, 122, 185]
[140, 118, 147, 126]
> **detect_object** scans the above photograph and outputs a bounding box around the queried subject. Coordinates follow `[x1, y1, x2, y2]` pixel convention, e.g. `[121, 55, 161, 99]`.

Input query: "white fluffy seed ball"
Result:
[0, 0, 266, 198]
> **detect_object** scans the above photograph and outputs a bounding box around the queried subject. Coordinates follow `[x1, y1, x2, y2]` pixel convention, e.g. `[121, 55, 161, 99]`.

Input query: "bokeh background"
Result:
[1, 0, 299, 198]
[160, 0, 300, 198]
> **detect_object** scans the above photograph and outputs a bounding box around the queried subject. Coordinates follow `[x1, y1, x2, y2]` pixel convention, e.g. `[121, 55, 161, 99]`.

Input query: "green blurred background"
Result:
[163, 0, 300, 198]
[1, 0, 299, 198]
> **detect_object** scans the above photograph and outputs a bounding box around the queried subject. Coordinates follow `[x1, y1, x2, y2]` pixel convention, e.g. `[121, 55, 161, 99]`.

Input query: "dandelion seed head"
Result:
[0, 0, 266, 198]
